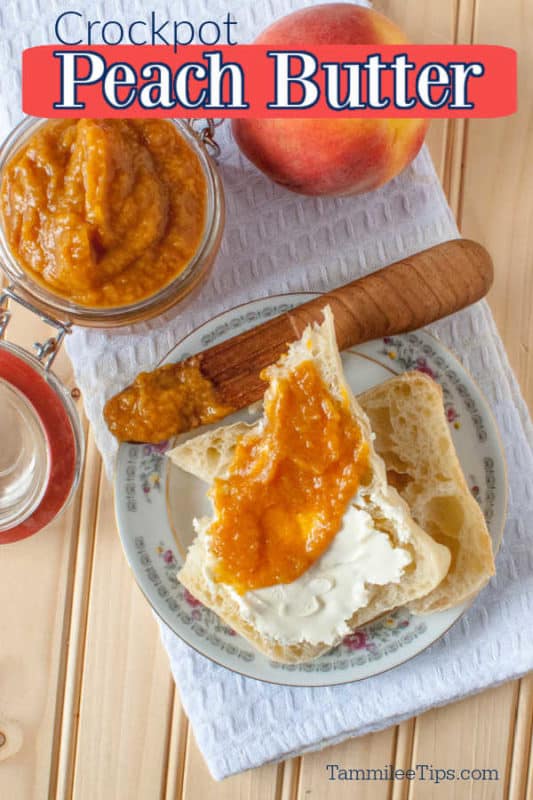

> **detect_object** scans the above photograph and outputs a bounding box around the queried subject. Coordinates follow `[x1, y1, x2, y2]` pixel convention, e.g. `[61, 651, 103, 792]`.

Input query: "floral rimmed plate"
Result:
[115, 294, 507, 687]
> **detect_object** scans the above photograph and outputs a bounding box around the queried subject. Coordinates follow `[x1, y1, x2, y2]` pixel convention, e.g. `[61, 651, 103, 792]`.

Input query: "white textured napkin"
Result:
[3, 0, 533, 781]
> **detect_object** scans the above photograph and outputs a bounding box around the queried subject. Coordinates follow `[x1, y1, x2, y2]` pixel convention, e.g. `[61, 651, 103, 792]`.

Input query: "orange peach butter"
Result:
[104, 357, 234, 443]
[0, 119, 207, 307]
[209, 359, 370, 593]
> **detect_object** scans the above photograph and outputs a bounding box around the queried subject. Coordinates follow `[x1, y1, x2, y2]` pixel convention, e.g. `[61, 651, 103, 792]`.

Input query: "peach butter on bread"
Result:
[166, 308, 487, 664]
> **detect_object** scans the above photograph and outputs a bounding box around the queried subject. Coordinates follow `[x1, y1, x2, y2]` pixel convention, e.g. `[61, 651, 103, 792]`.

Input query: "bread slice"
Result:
[359, 371, 495, 614]
[169, 307, 451, 663]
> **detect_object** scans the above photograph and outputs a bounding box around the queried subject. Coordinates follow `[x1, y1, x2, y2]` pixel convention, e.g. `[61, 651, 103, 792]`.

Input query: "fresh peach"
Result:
[232, 4, 429, 196]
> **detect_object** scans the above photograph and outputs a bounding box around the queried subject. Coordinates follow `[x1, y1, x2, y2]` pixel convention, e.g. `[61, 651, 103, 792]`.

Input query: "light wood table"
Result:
[1, 1, 532, 798]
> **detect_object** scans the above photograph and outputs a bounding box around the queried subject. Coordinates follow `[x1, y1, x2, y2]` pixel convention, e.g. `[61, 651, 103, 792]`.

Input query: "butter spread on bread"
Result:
[169, 307, 451, 663]
[186, 504, 412, 646]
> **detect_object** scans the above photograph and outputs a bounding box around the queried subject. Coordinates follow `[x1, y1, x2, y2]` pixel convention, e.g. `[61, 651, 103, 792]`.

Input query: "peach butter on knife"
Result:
[103, 240, 493, 444]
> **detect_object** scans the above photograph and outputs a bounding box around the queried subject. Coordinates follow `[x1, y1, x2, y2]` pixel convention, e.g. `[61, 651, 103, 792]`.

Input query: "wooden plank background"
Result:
[1, 1, 532, 797]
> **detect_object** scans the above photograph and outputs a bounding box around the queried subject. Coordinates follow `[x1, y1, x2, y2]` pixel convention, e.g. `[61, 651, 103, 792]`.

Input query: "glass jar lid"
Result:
[0, 290, 84, 543]
[0, 378, 50, 531]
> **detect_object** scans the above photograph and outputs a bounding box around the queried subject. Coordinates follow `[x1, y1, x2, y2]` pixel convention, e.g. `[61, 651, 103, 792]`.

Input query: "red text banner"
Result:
[22, 44, 517, 118]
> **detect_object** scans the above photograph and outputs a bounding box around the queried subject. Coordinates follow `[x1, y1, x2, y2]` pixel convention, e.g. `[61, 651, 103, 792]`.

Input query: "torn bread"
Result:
[359, 371, 495, 614]
[169, 307, 450, 663]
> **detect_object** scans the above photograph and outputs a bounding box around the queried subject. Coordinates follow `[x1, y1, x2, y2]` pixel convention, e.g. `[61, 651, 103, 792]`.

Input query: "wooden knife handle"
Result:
[306, 237, 493, 350]
[202, 239, 493, 407]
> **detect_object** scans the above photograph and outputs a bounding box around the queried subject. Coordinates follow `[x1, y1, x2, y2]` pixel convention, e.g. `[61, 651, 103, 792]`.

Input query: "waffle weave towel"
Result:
[2, 0, 532, 780]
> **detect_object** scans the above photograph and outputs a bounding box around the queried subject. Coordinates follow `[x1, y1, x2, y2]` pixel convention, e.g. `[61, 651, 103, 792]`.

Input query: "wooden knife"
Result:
[104, 238, 493, 442]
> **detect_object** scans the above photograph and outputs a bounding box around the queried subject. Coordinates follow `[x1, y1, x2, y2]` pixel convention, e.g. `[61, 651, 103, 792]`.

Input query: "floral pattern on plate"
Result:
[115, 294, 506, 687]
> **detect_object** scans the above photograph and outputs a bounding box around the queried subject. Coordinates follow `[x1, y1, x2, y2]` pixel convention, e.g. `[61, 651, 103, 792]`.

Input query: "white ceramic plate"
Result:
[115, 294, 507, 687]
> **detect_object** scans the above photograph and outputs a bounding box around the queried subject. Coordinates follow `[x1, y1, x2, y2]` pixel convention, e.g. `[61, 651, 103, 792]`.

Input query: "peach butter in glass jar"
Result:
[0, 117, 224, 326]
[0, 116, 223, 542]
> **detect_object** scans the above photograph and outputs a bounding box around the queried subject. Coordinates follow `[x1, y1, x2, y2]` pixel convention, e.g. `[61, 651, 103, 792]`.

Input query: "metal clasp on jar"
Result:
[186, 119, 224, 159]
[0, 286, 71, 370]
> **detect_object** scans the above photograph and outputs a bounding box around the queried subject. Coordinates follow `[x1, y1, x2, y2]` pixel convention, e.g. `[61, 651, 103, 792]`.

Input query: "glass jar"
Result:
[0, 116, 224, 541]
[0, 117, 225, 327]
